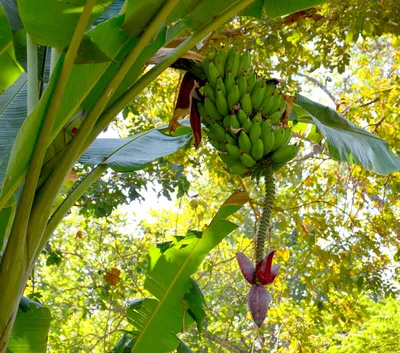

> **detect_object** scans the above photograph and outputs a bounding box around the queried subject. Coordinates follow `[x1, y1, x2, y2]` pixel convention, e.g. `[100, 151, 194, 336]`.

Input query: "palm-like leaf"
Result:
[293, 94, 400, 174]
[126, 191, 249, 353]
[79, 124, 192, 172]
[7, 297, 51, 353]
[0, 5, 23, 94]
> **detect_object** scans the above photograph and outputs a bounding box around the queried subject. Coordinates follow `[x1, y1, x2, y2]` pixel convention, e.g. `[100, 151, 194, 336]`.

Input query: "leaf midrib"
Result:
[131, 237, 202, 351]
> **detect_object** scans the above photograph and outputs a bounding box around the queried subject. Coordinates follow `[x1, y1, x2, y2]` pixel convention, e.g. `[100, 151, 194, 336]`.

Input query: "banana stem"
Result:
[255, 166, 275, 262]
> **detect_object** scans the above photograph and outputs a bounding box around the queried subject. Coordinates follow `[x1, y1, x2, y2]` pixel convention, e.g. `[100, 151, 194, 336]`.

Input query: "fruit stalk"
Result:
[255, 166, 275, 262]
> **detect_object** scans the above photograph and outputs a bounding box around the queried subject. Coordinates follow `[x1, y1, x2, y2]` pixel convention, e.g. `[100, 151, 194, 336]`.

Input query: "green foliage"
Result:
[1, 0, 400, 352]
[293, 94, 400, 174]
[7, 297, 51, 353]
[79, 124, 192, 172]
[0, 5, 23, 93]
[126, 193, 245, 353]
[17, 0, 112, 49]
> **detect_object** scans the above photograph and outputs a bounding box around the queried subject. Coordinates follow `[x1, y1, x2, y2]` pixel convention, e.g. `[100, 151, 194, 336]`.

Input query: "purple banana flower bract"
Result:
[236, 252, 256, 284]
[248, 285, 271, 327]
[236, 251, 281, 327]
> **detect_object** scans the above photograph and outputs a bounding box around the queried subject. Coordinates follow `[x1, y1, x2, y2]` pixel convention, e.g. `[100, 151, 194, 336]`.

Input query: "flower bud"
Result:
[248, 284, 271, 326]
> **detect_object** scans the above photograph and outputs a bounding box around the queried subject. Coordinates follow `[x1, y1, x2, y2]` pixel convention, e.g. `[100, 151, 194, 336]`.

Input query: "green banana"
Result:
[269, 93, 284, 115]
[270, 144, 299, 164]
[240, 153, 256, 168]
[240, 92, 252, 115]
[270, 128, 284, 152]
[260, 92, 279, 116]
[249, 120, 261, 144]
[251, 139, 264, 160]
[225, 133, 236, 145]
[237, 51, 251, 76]
[220, 47, 227, 63]
[242, 117, 252, 131]
[262, 129, 275, 155]
[201, 115, 212, 126]
[226, 143, 241, 159]
[227, 83, 240, 110]
[210, 122, 227, 141]
[237, 74, 247, 98]
[204, 82, 216, 103]
[269, 111, 283, 124]
[220, 153, 237, 167]
[216, 77, 227, 96]
[207, 61, 219, 87]
[229, 162, 249, 175]
[226, 47, 239, 77]
[223, 115, 231, 129]
[236, 109, 247, 125]
[260, 119, 272, 136]
[253, 112, 262, 123]
[224, 71, 235, 93]
[277, 128, 292, 149]
[197, 102, 208, 118]
[204, 96, 223, 120]
[238, 131, 252, 155]
[229, 114, 241, 129]
[209, 138, 221, 151]
[213, 50, 225, 78]
[264, 81, 276, 98]
[216, 89, 229, 116]
[219, 142, 227, 152]
[247, 70, 256, 92]
[203, 57, 210, 81]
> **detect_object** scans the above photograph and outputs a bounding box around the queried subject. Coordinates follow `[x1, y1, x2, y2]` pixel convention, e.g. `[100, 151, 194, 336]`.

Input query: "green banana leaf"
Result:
[184, 0, 326, 30]
[0, 73, 27, 189]
[79, 124, 192, 172]
[0, 5, 23, 94]
[293, 94, 400, 174]
[126, 191, 248, 353]
[176, 341, 195, 353]
[0, 16, 128, 209]
[17, 0, 112, 49]
[6, 297, 51, 353]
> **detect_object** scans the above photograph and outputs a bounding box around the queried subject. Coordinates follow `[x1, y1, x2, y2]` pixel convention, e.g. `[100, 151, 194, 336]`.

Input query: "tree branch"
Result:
[204, 330, 249, 353]
[296, 72, 339, 106]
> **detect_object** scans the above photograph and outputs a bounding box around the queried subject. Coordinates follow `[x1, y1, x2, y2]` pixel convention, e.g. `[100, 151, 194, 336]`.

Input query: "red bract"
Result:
[248, 285, 271, 327]
[255, 250, 281, 285]
[236, 252, 256, 284]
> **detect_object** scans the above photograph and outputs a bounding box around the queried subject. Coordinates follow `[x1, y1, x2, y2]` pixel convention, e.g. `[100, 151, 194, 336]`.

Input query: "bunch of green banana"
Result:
[197, 47, 299, 176]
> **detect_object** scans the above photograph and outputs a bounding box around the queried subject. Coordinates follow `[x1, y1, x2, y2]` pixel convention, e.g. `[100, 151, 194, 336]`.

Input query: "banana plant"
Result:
[0, 0, 331, 351]
[4, 0, 400, 350]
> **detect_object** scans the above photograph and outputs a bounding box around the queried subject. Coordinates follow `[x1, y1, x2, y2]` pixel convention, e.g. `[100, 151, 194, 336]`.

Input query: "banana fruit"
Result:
[196, 47, 299, 177]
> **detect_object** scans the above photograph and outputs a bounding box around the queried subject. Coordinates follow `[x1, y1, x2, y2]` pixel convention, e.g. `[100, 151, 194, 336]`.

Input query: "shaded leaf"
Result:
[74, 34, 113, 64]
[7, 297, 51, 353]
[0, 73, 27, 190]
[0, 5, 23, 93]
[122, 0, 164, 38]
[79, 124, 192, 172]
